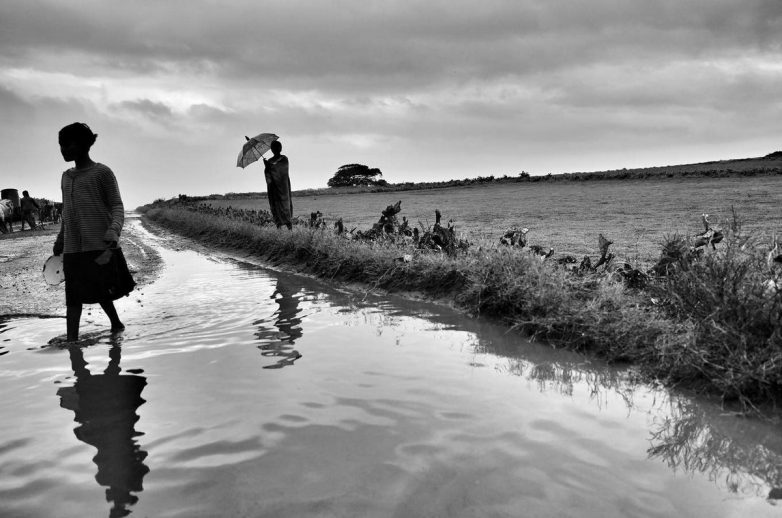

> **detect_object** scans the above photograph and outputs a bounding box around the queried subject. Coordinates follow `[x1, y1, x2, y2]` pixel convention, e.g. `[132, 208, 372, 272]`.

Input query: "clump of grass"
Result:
[649, 224, 782, 406]
[144, 206, 782, 410]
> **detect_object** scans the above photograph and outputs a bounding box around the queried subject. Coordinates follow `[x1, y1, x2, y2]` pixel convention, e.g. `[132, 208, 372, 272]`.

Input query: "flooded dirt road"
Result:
[1, 215, 780, 517]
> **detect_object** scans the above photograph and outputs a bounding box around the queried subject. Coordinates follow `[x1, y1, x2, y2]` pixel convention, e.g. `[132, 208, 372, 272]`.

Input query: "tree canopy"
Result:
[327, 164, 386, 187]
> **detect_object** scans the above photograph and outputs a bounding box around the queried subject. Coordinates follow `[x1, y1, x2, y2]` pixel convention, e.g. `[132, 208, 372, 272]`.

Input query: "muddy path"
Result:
[0, 219, 162, 317]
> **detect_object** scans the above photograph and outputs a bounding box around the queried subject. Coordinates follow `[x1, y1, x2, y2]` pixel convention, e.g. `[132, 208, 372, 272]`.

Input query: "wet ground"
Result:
[1, 215, 781, 517]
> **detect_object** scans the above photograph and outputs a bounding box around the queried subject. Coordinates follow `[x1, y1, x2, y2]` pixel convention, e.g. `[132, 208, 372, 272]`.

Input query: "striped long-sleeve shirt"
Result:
[55, 163, 124, 254]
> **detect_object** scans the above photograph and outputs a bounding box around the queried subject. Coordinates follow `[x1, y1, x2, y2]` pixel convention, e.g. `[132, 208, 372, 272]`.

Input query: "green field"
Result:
[203, 175, 782, 263]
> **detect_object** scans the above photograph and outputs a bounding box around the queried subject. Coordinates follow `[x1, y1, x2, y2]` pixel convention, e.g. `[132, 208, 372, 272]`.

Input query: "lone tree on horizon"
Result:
[327, 164, 387, 187]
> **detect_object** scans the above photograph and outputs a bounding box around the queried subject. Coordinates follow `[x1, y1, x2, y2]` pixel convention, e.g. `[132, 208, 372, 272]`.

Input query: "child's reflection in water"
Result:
[57, 343, 148, 517]
[255, 278, 303, 369]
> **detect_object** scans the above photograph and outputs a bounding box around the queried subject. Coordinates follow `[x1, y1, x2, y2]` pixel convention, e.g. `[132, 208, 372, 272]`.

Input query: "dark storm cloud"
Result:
[1, 1, 780, 206]
[1, 0, 779, 94]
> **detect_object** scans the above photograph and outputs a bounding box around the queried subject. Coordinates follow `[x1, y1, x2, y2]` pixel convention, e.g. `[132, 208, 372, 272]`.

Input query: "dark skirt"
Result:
[63, 249, 136, 306]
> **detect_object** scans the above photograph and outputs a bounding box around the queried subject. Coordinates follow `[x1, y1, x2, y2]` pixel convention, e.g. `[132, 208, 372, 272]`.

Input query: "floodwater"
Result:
[1, 216, 781, 517]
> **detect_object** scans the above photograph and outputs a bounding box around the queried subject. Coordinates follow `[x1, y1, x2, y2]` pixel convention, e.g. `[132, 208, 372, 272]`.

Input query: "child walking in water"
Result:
[53, 123, 135, 341]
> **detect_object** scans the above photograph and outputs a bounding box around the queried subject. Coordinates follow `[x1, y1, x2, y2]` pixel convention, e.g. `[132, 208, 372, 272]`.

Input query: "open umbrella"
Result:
[237, 133, 279, 168]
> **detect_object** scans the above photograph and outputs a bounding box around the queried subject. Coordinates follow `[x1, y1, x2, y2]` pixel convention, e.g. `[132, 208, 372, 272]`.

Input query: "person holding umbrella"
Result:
[263, 140, 293, 230]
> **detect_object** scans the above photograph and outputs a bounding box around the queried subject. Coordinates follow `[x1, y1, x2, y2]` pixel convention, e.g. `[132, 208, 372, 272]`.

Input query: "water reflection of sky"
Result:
[0, 218, 780, 517]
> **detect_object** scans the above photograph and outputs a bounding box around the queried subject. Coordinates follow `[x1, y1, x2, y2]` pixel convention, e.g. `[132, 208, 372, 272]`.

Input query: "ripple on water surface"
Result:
[1, 220, 781, 517]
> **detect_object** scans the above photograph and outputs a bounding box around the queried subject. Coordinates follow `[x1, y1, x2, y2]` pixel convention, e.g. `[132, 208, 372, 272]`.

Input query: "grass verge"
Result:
[141, 205, 782, 411]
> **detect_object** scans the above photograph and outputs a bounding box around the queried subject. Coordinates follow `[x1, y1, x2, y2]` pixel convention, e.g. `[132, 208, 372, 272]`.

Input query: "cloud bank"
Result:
[0, 0, 780, 206]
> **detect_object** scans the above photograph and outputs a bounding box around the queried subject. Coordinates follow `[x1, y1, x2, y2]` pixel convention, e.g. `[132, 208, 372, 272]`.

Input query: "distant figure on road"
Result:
[263, 140, 293, 230]
[20, 190, 40, 230]
[53, 122, 136, 342]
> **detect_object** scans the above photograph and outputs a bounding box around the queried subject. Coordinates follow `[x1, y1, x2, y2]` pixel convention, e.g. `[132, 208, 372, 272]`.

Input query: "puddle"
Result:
[0, 216, 780, 517]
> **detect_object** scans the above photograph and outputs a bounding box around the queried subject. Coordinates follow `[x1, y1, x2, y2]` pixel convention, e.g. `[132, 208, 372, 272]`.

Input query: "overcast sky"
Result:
[1, 0, 780, 207]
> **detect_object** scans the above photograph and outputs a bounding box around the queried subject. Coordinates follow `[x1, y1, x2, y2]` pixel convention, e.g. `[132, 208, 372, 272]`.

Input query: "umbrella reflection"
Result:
[57, 344, 149, 517]
[254, 278, 303, 369]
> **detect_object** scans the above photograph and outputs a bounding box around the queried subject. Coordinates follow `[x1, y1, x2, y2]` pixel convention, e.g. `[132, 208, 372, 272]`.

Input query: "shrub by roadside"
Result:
[649, 224, 782, 408]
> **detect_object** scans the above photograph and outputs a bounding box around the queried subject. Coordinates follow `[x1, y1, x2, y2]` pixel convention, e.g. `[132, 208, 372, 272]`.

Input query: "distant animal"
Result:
[0, 199, 13, 233]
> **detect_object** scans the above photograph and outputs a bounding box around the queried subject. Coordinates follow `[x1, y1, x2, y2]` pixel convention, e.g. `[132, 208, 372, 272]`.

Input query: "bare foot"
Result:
[110, 324, 125, 333]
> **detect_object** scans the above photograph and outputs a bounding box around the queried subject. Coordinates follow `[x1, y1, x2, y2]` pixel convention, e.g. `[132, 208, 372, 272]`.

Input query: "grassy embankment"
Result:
[141, 203, 782, 411]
